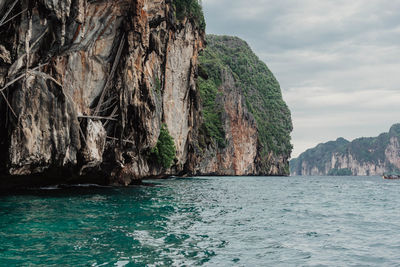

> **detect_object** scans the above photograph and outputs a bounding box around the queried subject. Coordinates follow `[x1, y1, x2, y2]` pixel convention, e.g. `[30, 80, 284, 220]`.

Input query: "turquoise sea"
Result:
[1, 176, 400, 266]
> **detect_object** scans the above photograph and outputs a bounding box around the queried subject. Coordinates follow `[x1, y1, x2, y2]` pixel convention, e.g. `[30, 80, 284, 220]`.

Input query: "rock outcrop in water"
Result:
[290, 124, 400, 176]
[0, 1, 292, 186]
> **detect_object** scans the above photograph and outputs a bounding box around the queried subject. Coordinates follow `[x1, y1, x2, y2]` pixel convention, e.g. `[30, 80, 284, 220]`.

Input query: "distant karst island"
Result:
[290, 124, 400, 176]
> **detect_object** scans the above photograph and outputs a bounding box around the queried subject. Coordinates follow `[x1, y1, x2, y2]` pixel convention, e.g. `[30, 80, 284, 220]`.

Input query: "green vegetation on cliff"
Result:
[290, 137, 350, 175]
[198, 35, 293, 162]
[150, 124, 176, 169]
[197, 75, 226, 148]
[173, 0, 206, 31]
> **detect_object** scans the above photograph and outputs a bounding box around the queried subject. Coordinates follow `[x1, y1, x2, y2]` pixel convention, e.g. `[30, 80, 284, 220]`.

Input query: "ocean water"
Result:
[1, 176, 400, 266]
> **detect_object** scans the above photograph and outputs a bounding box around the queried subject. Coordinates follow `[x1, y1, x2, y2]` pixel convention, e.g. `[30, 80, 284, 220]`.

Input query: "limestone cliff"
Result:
[194, 35, 293, 176]
[0, 1, 292, 186]
[290, 124, 400, 176]
[0, 0, 206, 186]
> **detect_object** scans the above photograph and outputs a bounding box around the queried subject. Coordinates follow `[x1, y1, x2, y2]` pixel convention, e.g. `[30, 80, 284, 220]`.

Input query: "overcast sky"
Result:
[202, 0, 400, 157]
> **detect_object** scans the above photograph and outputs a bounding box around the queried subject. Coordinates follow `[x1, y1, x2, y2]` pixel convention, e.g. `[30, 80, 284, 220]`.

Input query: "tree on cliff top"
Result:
[173, 0, 206, 31]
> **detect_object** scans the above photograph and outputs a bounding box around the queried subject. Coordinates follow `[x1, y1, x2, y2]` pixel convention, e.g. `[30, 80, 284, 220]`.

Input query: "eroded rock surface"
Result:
[0, 0, 205, 185]
[194, 35, 292, 176]
[195, 69, 259, 176]
[0, 1, 292, 186]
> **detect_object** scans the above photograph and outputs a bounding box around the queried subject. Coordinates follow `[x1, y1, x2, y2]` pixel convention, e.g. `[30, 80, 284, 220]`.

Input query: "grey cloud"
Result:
[202, 0, 400, 157]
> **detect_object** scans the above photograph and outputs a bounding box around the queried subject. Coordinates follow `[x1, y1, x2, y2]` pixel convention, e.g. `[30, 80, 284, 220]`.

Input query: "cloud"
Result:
[202, 0, 400, 157]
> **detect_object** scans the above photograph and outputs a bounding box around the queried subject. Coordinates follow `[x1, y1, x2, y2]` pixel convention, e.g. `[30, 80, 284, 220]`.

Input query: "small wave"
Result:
[39, 185, 60, 190]
[305, 231, 319, 237]
[37, 183, 110, 190]
[71, 183, 107, 187]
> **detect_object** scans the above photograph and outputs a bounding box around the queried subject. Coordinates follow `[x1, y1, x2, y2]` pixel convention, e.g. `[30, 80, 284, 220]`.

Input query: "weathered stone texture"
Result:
[0, 0, 289, 186]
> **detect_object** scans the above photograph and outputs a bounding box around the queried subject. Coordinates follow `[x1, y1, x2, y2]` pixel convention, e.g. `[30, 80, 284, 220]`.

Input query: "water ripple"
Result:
[1, 176, 400, 265]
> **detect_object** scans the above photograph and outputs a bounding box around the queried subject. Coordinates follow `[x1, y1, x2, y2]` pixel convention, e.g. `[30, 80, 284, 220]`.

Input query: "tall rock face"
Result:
[0, 1, 293, 186]
[194, 35, 293, 176]
[0, 0, 205, 185]
[290, 124, 400, 176]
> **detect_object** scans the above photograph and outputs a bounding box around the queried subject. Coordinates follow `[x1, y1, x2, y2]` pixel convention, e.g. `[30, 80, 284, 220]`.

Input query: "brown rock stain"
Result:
[72, 24, 81, 43]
